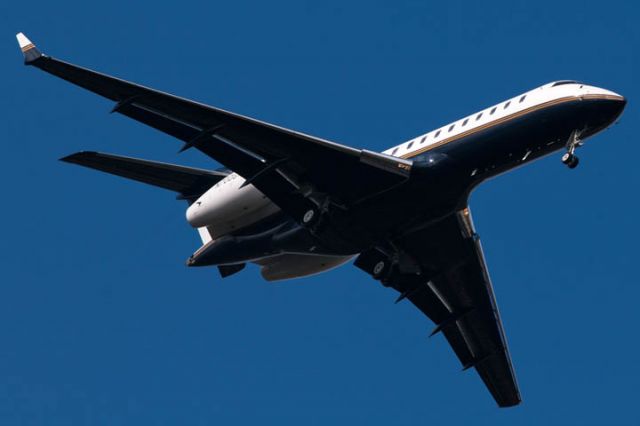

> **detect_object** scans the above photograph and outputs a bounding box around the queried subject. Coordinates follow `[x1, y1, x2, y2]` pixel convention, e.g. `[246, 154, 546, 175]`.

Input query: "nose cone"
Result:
[605, 95, 627, 124]
[595, 87, 627, 121]
[586, 92, 627, 133]
[615, 96, 627, 117]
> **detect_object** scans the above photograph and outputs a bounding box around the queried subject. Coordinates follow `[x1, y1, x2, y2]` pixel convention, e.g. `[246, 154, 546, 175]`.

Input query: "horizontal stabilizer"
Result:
[61, 151, 229, 200]
[16, 32, 43, 64]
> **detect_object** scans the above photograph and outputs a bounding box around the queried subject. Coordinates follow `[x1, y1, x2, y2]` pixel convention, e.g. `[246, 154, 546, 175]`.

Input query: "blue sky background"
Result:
[2, 0, 639, 424]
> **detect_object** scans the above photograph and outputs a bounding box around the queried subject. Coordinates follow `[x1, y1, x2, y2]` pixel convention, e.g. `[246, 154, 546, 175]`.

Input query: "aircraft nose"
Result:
[608, 96, 627, 122]
[582, 94, 627, 135]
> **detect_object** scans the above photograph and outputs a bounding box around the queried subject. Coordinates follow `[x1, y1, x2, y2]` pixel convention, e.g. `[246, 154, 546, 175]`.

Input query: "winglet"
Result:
[16, 32, 43, 64]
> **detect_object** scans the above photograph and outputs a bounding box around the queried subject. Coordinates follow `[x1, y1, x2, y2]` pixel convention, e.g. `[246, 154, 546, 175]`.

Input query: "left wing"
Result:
[17, 33, 411, 224]
[355, 207, 521, 407]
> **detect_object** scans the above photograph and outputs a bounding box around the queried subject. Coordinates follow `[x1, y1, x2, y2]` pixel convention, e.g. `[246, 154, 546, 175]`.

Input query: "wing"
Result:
[60, 151, 229, 201]
[17, 33, 411, 223]
[355, 207, 521, 407]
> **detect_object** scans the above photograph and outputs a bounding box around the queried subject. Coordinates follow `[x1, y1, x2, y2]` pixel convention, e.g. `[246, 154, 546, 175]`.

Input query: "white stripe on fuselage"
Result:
[383, 82, 623, 159]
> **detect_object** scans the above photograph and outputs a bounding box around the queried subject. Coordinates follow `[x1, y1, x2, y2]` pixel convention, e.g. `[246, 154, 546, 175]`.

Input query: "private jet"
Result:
[16, 32, 626, 407]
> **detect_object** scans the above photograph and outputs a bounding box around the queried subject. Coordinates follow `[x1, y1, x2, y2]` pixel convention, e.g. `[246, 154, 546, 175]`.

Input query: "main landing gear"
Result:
[562, 130, 582, 169]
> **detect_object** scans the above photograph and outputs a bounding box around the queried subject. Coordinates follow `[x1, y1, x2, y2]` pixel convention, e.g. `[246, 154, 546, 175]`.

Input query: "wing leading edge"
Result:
[16, 33, 411, 226]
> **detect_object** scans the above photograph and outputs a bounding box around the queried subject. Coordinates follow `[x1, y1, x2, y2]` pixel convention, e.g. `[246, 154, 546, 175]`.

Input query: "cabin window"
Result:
[476, 112, 483, 120]
[392, 147, 398, 155]
[519, 95, 526, 103]
[552, 80, 580, 87]
[504, 101, 511, 109]
[420, 136, 427, 144]
[448, 124, 455, 132]
[407, 141, 414, 149]
[435, 130, 441, 138]
[462, 118, 469, 126]
[490, 107, 497, 115]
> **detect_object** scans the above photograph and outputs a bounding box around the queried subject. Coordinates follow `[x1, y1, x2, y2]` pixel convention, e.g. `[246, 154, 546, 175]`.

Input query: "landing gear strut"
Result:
[562, 130, 582, 169]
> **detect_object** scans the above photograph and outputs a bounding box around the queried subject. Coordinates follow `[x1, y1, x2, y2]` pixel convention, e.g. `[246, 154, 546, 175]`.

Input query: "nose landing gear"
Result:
[562, 130, 583, 169]
[561, 152, 579, 169]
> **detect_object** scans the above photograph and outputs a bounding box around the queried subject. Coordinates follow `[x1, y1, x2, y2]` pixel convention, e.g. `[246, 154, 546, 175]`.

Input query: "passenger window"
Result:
[392, 147, 398, 155]
[435, 130, 441, 138]
[421, 136, 427, 144]
[476, 112, 483, 120]
[462, 118, 469, 126]
[490, 107, 497, 115]
[448, 124, 455, 132]
[519, 95, 526, 103]
[504, 101, 511, 109]
[407, 141, 414, 149]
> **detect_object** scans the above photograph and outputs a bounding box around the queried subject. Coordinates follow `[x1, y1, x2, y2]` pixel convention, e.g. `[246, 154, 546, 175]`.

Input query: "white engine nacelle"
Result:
[186, 173, 280, 238]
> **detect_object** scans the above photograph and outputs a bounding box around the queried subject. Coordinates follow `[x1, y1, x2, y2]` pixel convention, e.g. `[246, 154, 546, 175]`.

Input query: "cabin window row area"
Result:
[391, 93, 529, 156]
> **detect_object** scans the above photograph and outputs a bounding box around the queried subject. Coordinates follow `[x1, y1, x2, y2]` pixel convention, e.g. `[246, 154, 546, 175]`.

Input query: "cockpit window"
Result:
[551, 80, 581, 87]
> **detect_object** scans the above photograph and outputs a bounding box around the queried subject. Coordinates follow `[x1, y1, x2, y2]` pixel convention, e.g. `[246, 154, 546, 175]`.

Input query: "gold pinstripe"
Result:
[401, 94, 624, 159]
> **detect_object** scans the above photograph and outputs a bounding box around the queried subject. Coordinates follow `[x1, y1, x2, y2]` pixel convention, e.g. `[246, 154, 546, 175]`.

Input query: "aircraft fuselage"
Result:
[185, 81, 626, 274]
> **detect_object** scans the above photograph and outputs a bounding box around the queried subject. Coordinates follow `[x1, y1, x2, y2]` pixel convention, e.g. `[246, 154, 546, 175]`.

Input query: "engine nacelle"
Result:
[186, 173, 280, 238]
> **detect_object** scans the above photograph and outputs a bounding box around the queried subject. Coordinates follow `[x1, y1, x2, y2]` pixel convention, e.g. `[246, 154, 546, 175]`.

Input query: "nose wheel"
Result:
[562, 130, 583, 169]
[561, 152, 579, 169]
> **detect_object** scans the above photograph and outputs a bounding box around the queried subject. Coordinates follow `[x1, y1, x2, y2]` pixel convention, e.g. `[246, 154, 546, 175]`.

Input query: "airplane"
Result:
[16, 32, 626, 407]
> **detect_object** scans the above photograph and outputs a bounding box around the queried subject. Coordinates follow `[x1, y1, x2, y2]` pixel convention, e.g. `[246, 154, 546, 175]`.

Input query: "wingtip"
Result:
[16, 32, 32, 48]
[59, 151, 96, 163]
[59, 153, 77, 163]
[15, 32, 42, 64]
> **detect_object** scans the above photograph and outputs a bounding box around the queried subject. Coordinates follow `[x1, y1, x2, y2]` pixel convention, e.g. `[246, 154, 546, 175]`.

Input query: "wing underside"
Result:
[356, 208, 521, 407]
[17, 33, 411, 226]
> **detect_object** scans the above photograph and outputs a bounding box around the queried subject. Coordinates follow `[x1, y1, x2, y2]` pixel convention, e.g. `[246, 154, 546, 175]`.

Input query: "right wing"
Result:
[17, 33, 411, 226]
[61, 151, 229, 201]
[355, 207, 521, 407]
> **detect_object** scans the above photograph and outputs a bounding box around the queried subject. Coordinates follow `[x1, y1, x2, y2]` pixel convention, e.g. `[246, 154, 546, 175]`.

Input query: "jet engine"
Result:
[186, 173, 280, 238]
